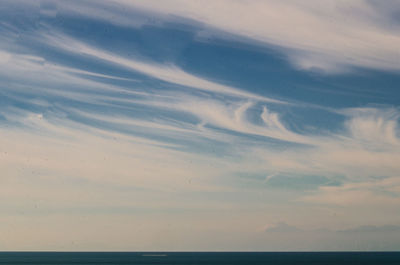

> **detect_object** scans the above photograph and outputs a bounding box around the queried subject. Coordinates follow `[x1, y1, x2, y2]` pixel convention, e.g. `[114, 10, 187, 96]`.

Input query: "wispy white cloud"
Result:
[2, 31, 399, 196]
[342, 107, 400, 148]
[250, 110, 399, 172]
[114, 0, 400, 73]
[42, 31, 284, 103]
[0, 109, 232, 193]
[175, 99, 310, 144]
[301, 177, 400, 206]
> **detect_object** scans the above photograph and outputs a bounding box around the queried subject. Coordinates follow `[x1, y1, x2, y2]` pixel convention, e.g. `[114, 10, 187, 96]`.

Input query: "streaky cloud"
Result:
[42, 31, 284, 103]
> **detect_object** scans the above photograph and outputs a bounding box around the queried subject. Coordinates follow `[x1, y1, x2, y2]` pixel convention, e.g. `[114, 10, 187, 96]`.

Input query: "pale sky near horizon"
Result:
[1, 0, 400, 251]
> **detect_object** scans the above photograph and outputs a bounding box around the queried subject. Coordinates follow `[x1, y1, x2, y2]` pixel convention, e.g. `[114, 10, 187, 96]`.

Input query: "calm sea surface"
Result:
[0, 252, 399, 264]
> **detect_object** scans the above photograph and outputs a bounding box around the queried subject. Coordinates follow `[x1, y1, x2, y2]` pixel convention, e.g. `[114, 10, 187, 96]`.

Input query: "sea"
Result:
[0, 252, 399, 265]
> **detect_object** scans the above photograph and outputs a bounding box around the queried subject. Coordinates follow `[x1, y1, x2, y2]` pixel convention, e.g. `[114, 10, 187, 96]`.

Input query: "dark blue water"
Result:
[0, 252, 399, 264]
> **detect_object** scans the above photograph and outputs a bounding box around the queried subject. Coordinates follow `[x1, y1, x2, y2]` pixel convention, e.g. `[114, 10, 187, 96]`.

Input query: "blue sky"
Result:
[1, 0, 400, 250]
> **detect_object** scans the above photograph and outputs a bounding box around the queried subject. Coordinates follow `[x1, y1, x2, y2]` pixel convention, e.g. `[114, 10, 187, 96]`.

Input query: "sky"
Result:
[1, 0, 400, 251]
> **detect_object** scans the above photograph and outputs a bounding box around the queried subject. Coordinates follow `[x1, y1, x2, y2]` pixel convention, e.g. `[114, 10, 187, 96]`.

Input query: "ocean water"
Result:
[0, 252, 399, 264]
